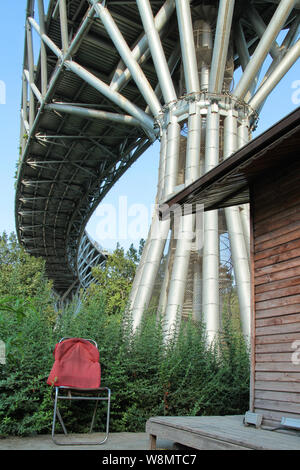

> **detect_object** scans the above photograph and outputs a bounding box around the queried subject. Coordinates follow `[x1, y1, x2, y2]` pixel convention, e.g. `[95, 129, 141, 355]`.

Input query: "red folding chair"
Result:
[47, 337, 111, 445]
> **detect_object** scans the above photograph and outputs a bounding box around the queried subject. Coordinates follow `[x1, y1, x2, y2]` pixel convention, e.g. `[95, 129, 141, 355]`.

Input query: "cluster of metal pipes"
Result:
[20, 0, 300, 342]
[127, 0, 300, 342]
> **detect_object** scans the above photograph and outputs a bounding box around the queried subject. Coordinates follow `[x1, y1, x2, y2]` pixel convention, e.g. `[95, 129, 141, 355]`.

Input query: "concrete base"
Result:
[0, 432, 176, 451]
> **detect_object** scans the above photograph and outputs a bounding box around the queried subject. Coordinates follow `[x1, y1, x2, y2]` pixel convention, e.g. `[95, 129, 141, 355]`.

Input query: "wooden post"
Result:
[149, 434, 157, 450]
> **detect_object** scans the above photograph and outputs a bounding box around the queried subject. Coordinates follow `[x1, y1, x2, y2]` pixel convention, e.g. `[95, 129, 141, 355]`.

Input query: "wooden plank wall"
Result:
[252, 160, 300, 426]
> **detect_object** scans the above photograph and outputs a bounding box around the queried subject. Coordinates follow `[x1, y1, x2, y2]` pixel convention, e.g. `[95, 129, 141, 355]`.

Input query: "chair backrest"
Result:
[47, 337, 101, 389]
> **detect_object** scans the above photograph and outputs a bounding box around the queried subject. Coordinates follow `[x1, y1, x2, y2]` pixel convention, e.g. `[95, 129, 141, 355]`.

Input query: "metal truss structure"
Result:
[16, 0, 300, 339]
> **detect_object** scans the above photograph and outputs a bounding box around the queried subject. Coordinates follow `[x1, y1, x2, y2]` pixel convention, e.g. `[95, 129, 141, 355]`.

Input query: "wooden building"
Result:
[149, 107, 300, 449]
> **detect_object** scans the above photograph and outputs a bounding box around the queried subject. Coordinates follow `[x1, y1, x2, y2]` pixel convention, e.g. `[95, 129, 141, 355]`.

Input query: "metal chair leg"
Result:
[51, 386, 111, 445]
[52, 387, 68, 444]
[56, 407, 68, 435]
[90, 398, 99, 433]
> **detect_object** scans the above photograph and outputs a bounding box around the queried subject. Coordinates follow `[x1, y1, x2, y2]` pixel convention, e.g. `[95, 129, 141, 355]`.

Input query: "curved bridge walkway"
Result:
[16, 0, 157, 296]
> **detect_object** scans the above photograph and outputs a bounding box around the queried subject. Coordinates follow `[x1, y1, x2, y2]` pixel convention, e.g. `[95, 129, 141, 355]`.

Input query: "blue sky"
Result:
[0, 2, 299, 252]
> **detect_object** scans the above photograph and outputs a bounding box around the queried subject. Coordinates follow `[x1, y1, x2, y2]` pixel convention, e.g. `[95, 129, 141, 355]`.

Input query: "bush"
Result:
[0, 307, 55, 436]
[0, 234, 250, 437]
[0, 294, 250, 436]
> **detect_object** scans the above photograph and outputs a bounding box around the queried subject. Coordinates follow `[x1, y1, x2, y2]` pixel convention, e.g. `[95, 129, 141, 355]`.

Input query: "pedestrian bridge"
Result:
[15, 0, 299, 298]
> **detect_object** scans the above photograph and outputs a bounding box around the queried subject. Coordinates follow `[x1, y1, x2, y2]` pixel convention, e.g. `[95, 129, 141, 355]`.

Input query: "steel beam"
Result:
[110, 0, 176, 94]
[163, 211, 194, 338]
[26, 18, 36, 128]
[136, 0, 177, 104]
[235, 21, 259, 99]
[199, 21, 213, 91]
[59, 0, 69, 54]
[163, 109, 201, 338]
[175, 0, 200, 93]
[37, 0, 48, 96]
[128, 130, 166, 312]
[28, 16, 62, 58]
[130, 216, 170, 332]
[234, 0, 295, 100]
[202, 105, 220, 343]
[64, 60, 155, 134]
[163, 119, 181, 198]
[209, 0, 235, 93]
[29, 9, 156, 134]
[130, 119, 180, 331]
[246, 4, 281, 60]
[224, 110, 251, 341]
[91, 1, 162, 117]
[45, 103, 142, 126]
[23, 69, 42, 104]
[249, 38, 300, 111]
[18, 3, 97, 176]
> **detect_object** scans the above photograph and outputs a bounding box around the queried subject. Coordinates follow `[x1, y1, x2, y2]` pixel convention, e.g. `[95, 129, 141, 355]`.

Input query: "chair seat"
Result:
[57, 385, 105, 392]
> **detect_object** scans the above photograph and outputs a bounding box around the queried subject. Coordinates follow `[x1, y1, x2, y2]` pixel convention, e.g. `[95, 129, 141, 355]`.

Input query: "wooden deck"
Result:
[146, 415, 300, 450]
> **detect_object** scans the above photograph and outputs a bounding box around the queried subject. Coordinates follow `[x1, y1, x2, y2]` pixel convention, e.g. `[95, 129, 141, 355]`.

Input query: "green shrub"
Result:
[0, 307, 55, 436]
[0, 234, 250, 437]
[0, 293, 250, 436]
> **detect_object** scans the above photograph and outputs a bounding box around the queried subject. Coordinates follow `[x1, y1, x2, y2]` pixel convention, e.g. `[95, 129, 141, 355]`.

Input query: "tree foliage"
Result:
[0, 232, 56, 324]
[85, 241, 144, 316]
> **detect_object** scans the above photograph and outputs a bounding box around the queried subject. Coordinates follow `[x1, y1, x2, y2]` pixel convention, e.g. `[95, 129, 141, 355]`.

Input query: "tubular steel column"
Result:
[128, 130, 166, 313]
[162, 0, 201, 337]
[209, 0, 235, 94]
[202, 105, 220, 343]
[238, 119, 251, 262]
[130, 120, 180, 332]
[234, 0, 295, 101]
[224, 109, 251, 341]
[163, 111, 201, 338]
[129, 0, 300, 342]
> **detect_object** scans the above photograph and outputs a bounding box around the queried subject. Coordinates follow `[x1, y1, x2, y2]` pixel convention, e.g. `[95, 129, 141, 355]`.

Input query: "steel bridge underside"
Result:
[15, 0, 299, 297]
